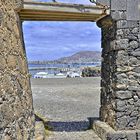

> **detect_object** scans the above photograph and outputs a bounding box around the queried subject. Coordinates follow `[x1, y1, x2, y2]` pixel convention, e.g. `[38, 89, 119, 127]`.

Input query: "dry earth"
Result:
[31, 77, 101, 140]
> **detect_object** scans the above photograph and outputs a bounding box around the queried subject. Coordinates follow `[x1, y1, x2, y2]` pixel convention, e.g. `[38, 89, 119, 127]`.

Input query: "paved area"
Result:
[31, 77, 101, 140]
[47, 130, 101, 140]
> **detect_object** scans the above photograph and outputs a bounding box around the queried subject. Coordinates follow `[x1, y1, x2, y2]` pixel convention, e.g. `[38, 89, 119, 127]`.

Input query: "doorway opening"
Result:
[22, 21, 101, 135]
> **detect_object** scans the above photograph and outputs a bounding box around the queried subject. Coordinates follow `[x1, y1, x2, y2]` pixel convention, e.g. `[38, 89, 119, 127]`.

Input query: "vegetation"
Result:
[82, 67, 101, 77]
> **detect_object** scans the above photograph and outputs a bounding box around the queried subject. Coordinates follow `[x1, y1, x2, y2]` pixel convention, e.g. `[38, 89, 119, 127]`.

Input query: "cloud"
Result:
[33, 0, 93, 4]
[23, 21, 101, 61]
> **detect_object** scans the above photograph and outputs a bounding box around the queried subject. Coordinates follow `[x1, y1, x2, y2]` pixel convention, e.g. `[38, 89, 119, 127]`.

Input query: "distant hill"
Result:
[28, 51, 101, 64]
[54, 51, 101, 63]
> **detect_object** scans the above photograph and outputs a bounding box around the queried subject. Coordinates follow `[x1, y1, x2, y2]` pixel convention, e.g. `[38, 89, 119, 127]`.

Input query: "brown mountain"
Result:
[55, 51, 101, 63]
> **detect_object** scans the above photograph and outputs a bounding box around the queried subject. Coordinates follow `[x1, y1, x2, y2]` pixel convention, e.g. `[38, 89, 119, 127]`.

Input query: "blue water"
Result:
[28, 62, 101, 68]
[28, 62, 101, 77]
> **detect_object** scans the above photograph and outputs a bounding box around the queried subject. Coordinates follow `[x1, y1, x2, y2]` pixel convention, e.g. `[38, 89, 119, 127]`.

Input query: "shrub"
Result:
[82, 67, 101, 77]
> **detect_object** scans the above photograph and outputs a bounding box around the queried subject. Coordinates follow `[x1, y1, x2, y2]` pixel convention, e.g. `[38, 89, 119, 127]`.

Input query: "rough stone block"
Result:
[0, 12, 3, 26]
[136, 131, 140, 139]
[117, 20, 139, 29]
[126, 131, 137, 140]
[127, 0, 140, 20]
[115, 39, 129, 50]
[107, 132, 126, 140]
[33, 121, 46, 140]
[111, 11, 126, 20]
[132, 51, 140, 57]
[111, 0, 127, 10]
[92, 120, 116, 140]
[92, 121, 140, 140]
[126, 21, 138, 28]
[117, 20, 127, 29]
[96, 0, 110, 6]
[13, 0, 23, 11]
[139, 21, 140, 33]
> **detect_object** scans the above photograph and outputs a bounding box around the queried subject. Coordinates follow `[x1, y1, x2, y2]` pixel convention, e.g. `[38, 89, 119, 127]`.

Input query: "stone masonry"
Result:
[94, 0, 140, 139]
[99, 1, 140, 131]
[0, 0, 34, 140]
[99, 16, 140, 131]
[1, 0, 140, 139]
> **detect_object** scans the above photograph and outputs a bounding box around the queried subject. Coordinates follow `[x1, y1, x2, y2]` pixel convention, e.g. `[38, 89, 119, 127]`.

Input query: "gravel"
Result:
[31, 77, 101, 140]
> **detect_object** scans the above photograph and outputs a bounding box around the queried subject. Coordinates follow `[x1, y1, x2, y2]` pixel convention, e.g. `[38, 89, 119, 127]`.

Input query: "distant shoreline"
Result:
[28, 51, 101, 64]
[28, 61, 101, 65]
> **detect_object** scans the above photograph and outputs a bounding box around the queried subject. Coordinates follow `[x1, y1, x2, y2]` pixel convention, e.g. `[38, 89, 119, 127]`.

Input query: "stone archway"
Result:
[0, 0, 140, 140]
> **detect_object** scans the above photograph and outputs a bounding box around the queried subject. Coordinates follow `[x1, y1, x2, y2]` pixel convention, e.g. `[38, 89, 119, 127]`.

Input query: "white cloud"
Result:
[23, 21, 101, 61]
[33, 0, 92, 4]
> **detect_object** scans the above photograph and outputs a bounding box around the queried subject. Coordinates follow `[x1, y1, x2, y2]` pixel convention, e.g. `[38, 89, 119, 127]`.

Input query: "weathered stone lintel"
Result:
[20, 1, 109, 21]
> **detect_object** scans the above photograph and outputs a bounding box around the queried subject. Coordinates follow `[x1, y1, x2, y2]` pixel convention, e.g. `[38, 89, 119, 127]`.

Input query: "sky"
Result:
[22, 0, 101, 61]
[32, 0, 93, 4]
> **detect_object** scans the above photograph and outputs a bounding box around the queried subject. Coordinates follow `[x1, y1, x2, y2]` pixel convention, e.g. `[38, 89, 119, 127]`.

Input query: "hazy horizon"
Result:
[27, 50, 101, 62]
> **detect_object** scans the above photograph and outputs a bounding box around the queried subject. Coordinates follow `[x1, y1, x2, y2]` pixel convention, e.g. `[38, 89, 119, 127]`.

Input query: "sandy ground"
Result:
[31, 77, 101, 140]
[31, 77, 101, 121]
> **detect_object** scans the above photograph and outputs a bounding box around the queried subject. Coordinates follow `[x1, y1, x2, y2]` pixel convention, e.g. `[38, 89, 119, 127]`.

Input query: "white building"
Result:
[67, 72, 81, 78]
[34, 72, 48, 78]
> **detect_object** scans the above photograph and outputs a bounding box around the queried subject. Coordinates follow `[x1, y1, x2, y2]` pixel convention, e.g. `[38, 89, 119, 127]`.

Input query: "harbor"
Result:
[28, 62, 101, 78]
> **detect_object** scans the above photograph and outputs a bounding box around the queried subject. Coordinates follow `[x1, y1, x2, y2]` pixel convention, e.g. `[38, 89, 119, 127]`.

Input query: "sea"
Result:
[28, 62, 101, 77]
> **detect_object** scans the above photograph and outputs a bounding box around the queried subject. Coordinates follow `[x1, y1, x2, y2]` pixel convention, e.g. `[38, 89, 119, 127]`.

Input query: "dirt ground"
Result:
[31, 77, 101, 140]
[31, 77, 101, 121]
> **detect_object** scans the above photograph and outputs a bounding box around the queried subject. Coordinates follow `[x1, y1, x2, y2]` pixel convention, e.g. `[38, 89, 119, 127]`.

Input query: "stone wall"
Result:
[0, 0, 34, 139]
[99, 15, 140, 131]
